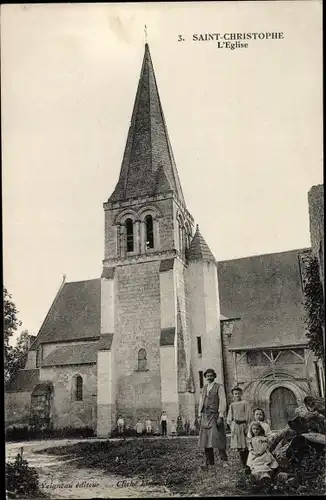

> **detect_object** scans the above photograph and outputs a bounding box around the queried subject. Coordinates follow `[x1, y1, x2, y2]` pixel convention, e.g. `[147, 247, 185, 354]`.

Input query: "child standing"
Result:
[160, 411, 168, 436]
[176, 416, 183, 435]
[227, 386, 251, 467]
[117, 415, 125, 438]
[247, 408, 272, 441]
[171, 419, 177, 436]
[247, 422, 278, 480]
[145, 417, 152, 435]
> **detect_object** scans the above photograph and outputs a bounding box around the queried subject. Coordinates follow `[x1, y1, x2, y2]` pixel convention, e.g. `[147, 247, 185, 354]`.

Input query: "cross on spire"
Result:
[144, 24, 148, 44]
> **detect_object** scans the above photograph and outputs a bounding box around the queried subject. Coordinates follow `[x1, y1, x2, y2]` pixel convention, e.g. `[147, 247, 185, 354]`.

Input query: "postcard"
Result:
[3, 1, 324, 498]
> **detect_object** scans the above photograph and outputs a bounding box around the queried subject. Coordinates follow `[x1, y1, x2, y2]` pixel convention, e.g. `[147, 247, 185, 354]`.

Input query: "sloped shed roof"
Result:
[6, 369, 40, 393]
[217, 248, 309, 349]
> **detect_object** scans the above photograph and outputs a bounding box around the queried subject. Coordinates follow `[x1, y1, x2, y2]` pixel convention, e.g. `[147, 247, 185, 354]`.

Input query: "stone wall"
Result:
[39, 364, 97, 429]
[188, 261, 223, 404]
[221, 336, 319, 422]
[114, 261, 162, 422]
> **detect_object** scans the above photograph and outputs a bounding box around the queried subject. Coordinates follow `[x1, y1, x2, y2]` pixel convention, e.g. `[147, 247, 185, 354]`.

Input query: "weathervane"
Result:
[144, 24, 148, 44]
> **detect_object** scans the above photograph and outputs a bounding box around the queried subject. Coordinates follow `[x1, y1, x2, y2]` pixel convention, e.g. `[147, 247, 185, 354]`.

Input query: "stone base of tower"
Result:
[179, 392, 196, 423]
[96, 350, 116, 437]
[97, 403, 116, 437]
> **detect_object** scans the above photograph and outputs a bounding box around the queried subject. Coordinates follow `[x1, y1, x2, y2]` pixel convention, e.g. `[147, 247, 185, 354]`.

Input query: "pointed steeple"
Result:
[109, 44, 185, 204]
[188, 225, 216, 263]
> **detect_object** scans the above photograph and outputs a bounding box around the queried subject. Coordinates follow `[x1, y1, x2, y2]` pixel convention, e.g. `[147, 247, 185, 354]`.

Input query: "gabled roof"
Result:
[108, 44, 185, 205]
[6, 369, 39, 393]
[31, 279, 101, 349]
[217, 248, 310, 349]
[188, 225, 216, 263]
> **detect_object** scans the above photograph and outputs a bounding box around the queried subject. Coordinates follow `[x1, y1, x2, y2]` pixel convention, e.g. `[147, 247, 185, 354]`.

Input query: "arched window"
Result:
[145, 215, 154, 249]
[178, 221, 183, 253]
[36, 346, 43, 368]
[75, 375, 83, 401]
[138, 348, 147, 371]
[126, 218, 134, 253]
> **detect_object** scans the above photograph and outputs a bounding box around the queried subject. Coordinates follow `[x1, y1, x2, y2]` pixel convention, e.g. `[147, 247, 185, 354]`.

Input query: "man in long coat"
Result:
[198, 368, 228, 467]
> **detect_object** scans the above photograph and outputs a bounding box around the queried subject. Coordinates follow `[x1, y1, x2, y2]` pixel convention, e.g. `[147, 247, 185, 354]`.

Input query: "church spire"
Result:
[108, 44, 185, 205]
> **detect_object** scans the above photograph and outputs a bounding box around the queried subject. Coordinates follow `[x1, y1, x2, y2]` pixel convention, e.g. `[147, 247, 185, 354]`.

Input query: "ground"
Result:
[6, 436, 248, 498]
[6, 436, 325, 498]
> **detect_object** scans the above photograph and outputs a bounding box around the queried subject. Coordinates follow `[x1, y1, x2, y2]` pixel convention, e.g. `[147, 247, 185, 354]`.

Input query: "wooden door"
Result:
[270, 387, 297, 430]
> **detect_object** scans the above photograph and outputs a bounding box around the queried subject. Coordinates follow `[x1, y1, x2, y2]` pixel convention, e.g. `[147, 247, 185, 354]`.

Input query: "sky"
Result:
[1, 2, 323, 339]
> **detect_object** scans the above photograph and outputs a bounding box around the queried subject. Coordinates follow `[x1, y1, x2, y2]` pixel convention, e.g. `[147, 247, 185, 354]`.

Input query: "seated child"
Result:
[247, 422, 278, 480]
[247, 408, 272, 441]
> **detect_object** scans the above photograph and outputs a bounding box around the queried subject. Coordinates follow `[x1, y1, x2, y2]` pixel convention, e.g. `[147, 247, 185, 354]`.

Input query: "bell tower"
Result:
[100, 44, 196, 430]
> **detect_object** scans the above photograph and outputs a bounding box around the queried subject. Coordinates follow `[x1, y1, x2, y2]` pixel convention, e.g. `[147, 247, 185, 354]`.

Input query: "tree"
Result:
[303, 256, 325, 360]
[3, 287, 30, 385]
[9, 330, 30, 384]
[4, 287, 22, 384]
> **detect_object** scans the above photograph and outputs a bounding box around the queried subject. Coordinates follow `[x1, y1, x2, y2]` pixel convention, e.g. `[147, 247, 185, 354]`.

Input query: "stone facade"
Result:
[39, 363, 97, 429]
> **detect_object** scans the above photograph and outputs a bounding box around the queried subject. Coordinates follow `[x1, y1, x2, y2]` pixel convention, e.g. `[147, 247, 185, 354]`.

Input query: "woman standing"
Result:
[198, 368, 228, 468]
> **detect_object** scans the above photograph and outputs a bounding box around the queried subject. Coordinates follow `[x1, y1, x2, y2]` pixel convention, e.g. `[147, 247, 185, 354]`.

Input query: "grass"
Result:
[37, 438, 246, 496]
[37, 437, 326, 497]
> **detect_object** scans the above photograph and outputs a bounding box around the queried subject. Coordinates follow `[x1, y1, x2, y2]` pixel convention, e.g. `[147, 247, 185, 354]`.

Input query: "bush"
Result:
[6, 453, 44, 499]
[243, 444, 326, 496]
[189, 428, 199, 436]
[6, 425, 94, 442]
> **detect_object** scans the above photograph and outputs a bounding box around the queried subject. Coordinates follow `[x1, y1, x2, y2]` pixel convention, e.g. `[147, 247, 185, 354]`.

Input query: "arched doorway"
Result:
[270, 386, 297, 430]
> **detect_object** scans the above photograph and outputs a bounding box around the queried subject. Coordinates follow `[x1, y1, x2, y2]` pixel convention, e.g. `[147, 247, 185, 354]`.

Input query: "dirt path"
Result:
[6, 439, 175, 498]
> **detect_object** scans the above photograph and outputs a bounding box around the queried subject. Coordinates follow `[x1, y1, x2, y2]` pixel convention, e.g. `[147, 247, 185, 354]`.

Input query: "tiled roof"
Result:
[101, 267, 116, 279]
[31, 279, 101, 349]
[6, 369, 39, 393]
[31, 382, 53, 396]
[217, 249, 309, 349]
[41, 342, 99, 367]
[188, 225, 216, 263]
[108, 44, 185, 205]
[159, 258, 175, 272]
[98, 333, 114, 350]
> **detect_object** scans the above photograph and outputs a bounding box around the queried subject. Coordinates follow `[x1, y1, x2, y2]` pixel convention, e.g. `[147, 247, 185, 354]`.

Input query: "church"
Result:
[5, 44, 323, 435]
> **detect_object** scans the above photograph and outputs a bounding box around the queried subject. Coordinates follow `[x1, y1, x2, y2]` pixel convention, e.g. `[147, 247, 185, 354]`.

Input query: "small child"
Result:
[176, 416, 183, 435]
[247, 422, 278, 480]
[227, 386, 251, 467]
[145, 417, 152, 434]
[247, 408, 272, 441]
[135, 420, 144, 436]
[171, 419, 177, 436]
[117, 415, 124, 438]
